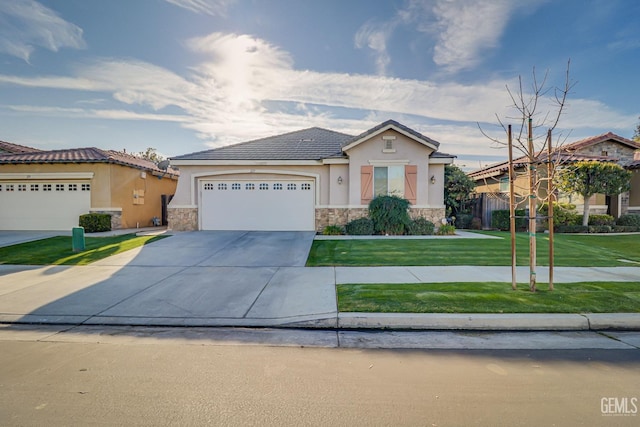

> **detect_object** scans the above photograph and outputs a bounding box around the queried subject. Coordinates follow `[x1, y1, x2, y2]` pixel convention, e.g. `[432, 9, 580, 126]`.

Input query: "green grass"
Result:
[337, 282, 640, 313]
[307, 231, 640, 267]
[0, 234, 168, 265]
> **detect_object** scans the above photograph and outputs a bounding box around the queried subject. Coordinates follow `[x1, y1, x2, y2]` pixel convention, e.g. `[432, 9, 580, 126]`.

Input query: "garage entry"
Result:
[0, 181, 91, 230]
[200, 179, 315, 231]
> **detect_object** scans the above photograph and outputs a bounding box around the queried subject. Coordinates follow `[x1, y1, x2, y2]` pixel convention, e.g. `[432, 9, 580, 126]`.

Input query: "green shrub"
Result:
[555, 225, 588, 233]
[322, 225, 344, 235]
[470, 217, 482, 230]
[616, 214, 640, 227]
[588, 214, 615, 226]
[407, 217, 435, 235]
[539, 202, 581, 227]
[589, 225, 612, 233]
[436, 224, 456, 235]
[79, 213, 111, 232]
[491, 209, 526, 231]
[612, 225, 640, 233]
[345, 218, 374, 235]
[368, 195, 411, 235]
[455, 213, 473, 229]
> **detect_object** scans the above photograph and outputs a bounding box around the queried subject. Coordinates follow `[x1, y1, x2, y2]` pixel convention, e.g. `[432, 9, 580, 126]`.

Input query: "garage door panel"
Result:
[0, 182, 91, 230]
[201, 180, 315, 231]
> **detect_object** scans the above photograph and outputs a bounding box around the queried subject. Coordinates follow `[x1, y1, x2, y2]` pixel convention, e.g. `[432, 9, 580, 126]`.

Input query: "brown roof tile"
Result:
[0, 140, 42, 154]
[0, 147, 178, 177]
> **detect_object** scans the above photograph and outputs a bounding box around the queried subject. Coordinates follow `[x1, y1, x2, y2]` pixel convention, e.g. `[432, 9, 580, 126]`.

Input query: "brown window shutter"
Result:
[404, 165, 417, 204]
[361, 165, 373, 205]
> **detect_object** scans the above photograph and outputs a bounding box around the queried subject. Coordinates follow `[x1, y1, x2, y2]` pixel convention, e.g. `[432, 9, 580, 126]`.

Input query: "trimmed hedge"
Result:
[588, 214, 615, 226]
[79, 213, 111, 233]
[491, 209, 526, 231]
[345, 218, 374, 235]
[616, 214, 640, 227]
[613, 225, 640, 233]
[556, 225, 588, 233]
[407, 217, 435, 235]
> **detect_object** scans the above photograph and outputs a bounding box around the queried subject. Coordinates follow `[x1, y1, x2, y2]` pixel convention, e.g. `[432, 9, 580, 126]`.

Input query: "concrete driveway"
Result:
[93, 231, 316, 267]
[0, 231, 338, 327]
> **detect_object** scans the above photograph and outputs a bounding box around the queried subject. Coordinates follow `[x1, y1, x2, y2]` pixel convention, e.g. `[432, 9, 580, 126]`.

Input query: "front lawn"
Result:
[337, 282, 640, 313]
[0, 234, 167, 265]
[307, 232, 640, 267]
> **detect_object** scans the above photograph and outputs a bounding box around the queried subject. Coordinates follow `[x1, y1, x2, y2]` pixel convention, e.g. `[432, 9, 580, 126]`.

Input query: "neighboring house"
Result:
[168, 120, 455, 231]
[468, 132, 640, 226]
[0, 145, 179, 231]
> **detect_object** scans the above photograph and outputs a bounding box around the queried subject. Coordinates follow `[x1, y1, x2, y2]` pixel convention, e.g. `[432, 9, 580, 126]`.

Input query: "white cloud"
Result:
[0, 32, 634, 158]
[4, 105, 190, 122]
[164, 0, 235, 16]
[354, 20, 395, 75]
[0, 0, 85, 62]
[427, 0, 515, 72]
[355, 0, 547, 74]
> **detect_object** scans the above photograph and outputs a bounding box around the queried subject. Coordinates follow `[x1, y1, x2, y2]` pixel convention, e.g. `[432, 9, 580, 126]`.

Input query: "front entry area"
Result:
[200, 179, 315, 231]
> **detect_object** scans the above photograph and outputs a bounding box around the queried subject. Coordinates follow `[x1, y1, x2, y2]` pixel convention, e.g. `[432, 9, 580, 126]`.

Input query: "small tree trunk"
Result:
[582, 195, 591, 226]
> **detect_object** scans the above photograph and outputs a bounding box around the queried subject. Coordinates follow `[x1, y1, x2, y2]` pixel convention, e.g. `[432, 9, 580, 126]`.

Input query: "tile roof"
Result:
[468, 152, 615, 179]
[468, 132, 640, 179]
[172, 127, 354, 161]
[0, 147, 179, 176]
[345, 119, 441, 150]
[562, 132, 640, 152]
[171, 120, 451, 161]
[0, 140, 42, 154]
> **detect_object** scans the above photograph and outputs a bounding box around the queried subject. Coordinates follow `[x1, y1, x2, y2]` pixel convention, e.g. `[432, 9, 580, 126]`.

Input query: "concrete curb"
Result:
[3, 313, 640, 331]
[338, 313, 589, 330]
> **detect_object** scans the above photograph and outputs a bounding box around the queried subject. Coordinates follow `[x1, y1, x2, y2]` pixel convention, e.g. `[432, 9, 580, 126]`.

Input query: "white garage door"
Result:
[200, 179, 315, 231]
[0, 181, 91, 230]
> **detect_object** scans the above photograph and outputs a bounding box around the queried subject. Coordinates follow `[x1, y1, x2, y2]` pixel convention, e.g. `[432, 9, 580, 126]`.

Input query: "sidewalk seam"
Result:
[242, 267, 279, 318]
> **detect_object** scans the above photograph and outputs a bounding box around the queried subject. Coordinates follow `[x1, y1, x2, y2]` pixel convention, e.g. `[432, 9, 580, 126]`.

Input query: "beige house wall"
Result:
[0, 162, 177, 229]
[345, 129, 438, 207]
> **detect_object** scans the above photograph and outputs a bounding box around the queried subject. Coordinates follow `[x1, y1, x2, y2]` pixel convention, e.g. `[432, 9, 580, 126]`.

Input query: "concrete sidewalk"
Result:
[0, 262, 638, 330]
[0, 229, 638, 331]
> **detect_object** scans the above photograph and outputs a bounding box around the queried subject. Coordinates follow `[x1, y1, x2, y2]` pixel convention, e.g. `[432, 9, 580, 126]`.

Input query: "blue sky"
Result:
[1, 0, 638, 170]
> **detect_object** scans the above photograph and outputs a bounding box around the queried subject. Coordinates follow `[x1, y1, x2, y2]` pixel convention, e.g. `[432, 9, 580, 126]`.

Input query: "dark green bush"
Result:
[322, 225, 344, 235]
[407, 217, 435, 235]
[345, 218, 374, 235]
[539, 202, 581, 227]
[589, 225, 612, 233]
[555, 225, 589, 233]
[616, 214, 640, 227]
[588, 214, 615, 226]
[368, 195, 411, 235]
[436, 224, 456, 235]
[612, 225, 640, 233]
[455, 213, 473, 229]
[79, 213, 111, 232]
[471, 217, 482, 230]
[491, 209, 526, 231]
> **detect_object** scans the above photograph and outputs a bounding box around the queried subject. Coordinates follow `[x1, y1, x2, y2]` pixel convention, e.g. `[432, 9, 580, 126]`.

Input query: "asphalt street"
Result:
[0, 327, 638, 427]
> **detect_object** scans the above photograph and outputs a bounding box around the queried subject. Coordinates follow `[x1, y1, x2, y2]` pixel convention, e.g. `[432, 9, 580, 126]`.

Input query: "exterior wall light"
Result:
[430, 175, 436, 184]
[337, 176, 343, 185]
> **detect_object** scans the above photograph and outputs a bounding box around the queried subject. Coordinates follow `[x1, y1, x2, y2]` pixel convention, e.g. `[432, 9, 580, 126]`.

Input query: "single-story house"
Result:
[468, 132, 640, 225]
[0, 142, 179, 230]
[168, 120, 455, 231]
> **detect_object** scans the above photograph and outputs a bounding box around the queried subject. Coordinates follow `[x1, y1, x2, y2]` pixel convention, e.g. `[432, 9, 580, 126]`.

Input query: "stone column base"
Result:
[315, 207, 446, 231]
[168, 207, 198, 231]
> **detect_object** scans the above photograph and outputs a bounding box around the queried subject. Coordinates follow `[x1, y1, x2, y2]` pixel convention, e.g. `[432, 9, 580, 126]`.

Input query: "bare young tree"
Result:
[478, 60, 575, 292]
